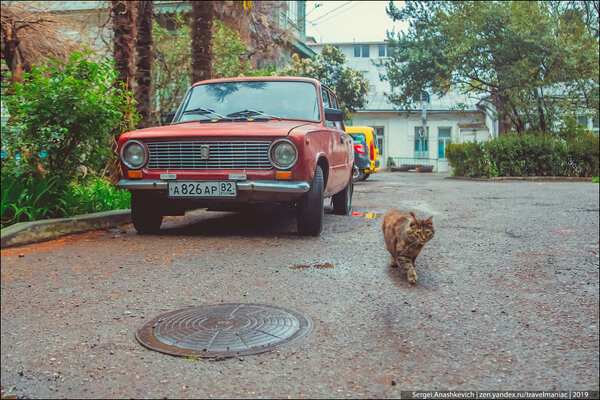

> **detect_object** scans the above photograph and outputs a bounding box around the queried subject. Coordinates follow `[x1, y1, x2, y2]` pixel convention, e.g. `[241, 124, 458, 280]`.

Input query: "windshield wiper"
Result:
[226, 109, 281, 120]
[181, 108, 225, 119]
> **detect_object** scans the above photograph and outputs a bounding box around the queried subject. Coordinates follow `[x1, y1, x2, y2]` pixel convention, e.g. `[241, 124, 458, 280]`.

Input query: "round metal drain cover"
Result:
[136, 303, 313, 358]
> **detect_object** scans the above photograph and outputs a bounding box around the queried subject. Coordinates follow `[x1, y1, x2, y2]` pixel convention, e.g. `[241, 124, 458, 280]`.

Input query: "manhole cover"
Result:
[136, 303, 313, 358]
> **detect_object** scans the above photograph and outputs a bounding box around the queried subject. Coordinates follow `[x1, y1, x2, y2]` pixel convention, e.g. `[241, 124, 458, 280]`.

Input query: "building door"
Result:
[414, 126, 429, 158]
[373, 126, 384, 160]
[438, 127, 451, 159]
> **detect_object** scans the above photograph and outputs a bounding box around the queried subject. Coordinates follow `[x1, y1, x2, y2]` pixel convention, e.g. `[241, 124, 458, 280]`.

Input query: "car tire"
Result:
[332, 175, 353, 215]
[352, 166, 365, 182]
[131, 191, 163, 234]
[361, 172, 371, 181]
[297, 165, 324, 236]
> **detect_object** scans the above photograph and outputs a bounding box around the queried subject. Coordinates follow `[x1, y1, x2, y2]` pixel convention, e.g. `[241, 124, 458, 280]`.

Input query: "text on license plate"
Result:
[168, 181, 236, 197]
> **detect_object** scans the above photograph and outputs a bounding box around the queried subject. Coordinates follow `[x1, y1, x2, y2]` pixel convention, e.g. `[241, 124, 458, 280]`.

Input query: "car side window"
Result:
[321, 88, 335, 128]
[328, 92, 343, 130]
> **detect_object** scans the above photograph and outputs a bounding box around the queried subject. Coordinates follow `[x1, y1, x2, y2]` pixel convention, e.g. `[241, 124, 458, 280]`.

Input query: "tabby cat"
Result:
[382, 209, 434, 284]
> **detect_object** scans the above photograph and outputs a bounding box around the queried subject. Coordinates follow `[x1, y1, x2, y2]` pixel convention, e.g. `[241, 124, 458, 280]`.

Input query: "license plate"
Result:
[168, 181, 236, 198]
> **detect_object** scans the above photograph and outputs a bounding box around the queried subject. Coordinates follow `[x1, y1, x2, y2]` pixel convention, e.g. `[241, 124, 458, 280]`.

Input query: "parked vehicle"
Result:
[351, 140, 371, 182]
[346, 126, 380, 181]
[116, 76, 354, 236]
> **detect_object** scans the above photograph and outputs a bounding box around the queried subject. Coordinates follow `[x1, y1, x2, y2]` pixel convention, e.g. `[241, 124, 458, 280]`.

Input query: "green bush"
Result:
[2, 47, 135, 180]
[447, 133, 599, 178]
[446, 141, 489, 177]
[62, 178, 130, 216]
[1, 174, 67, 227]
[1, 175, 130, 229]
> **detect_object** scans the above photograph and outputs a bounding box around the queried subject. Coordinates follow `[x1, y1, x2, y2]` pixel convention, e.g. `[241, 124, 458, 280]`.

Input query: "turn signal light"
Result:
[276, 171, 293, 180]
[128, 170, 142, 179]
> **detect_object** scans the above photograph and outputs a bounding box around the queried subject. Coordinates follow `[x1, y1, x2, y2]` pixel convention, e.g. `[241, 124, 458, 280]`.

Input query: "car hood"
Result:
[123, 120, 317, 140]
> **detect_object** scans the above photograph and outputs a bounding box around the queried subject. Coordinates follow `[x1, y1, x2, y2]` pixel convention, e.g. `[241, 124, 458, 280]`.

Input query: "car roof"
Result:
[191, 75, 322, 87]
[346, 126, 374, 134]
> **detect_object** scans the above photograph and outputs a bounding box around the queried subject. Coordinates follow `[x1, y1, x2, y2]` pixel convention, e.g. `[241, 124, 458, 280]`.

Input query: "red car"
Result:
[116, 76, 354, 236]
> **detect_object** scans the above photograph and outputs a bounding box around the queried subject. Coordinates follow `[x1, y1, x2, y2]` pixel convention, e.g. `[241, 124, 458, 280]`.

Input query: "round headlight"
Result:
[269, 139, 298, 169]
[121, 140, 148, 169]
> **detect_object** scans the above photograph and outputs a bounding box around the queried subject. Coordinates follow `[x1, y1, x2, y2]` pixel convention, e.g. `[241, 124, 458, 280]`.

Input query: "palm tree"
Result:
[109, 0, 137, 184]
[112, 0, 137, 92]
[135, 1, 153, 128]
[190, 1, 215, 84]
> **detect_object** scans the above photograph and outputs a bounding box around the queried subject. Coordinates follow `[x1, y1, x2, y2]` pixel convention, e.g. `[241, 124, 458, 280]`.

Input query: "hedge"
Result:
[446, 133, 599, 178]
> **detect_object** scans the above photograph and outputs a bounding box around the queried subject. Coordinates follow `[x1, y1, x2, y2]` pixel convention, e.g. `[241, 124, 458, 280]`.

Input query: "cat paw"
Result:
[407, 272, 418, 284]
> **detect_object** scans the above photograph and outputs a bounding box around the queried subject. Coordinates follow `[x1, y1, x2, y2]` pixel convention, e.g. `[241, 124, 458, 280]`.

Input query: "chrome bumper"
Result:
[116, 180, 310, 194]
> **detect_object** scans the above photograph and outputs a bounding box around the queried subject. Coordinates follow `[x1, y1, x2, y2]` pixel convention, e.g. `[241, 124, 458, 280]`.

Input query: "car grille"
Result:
[144, 140, 272, 170]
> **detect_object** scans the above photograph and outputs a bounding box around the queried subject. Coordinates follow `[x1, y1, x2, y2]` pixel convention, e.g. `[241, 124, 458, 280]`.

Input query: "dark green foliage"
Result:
[1, 175, 130, 229]
[3, 48, 136, 179]
[61, 178, 131, 216]
[1, 174, 67, 227]
[446, 133, 599, 178]
[446, 142, 489, 178]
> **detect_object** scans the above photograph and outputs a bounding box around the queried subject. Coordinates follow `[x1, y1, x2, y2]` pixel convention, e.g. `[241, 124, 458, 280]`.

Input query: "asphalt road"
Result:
[1, 172, 599, 399]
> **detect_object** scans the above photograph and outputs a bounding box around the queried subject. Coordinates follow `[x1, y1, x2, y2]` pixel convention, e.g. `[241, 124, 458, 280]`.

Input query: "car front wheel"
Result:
[131, 191, 163, 234]
[297, 165, 324, 236]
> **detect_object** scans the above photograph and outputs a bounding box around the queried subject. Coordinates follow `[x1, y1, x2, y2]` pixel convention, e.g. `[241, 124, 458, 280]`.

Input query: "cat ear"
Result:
[409, 211, 417, 221]
[425, 216, 434, 224]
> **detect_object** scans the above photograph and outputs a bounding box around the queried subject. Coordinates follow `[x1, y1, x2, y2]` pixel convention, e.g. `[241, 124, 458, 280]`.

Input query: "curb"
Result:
[1, 209, 131, 249]
[446, 176, 594, 182]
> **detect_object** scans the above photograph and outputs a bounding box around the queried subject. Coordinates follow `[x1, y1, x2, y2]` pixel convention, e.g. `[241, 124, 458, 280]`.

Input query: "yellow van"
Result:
[345, 126, 380, 181]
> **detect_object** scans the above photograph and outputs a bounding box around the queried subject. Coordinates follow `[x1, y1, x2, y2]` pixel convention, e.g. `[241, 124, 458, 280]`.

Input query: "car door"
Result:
[321, 88, 351, 194]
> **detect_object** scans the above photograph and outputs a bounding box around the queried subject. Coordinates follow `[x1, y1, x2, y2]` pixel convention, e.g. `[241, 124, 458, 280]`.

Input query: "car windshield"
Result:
[175, 81, 320, 123]
[349, 133, 367, 142]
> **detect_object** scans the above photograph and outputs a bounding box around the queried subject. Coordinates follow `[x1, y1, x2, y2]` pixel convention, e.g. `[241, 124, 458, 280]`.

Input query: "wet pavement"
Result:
[1, 172, 599, 398]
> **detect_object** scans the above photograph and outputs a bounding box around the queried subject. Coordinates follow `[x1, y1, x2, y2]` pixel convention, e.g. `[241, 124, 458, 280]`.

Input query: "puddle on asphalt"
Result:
[314, 262, 334, 269]
[290, 264, 311, 269]
[290, 263, 334, 270]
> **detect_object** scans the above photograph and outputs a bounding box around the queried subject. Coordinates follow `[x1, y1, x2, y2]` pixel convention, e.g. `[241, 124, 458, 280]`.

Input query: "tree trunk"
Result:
[112, 1, 137, 91]
[191, 1, 215, 84]
[135, 1, 153, 128]
[109, 0, 137, 185]
[491, 92, 511, 135]
[534, 87, 547, 132]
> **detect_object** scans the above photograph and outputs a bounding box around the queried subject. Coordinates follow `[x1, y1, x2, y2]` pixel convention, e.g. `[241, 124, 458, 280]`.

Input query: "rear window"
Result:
[349, 133, 367, 142]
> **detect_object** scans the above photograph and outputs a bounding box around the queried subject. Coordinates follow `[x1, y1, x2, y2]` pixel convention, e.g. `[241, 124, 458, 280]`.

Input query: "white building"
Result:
[308, 40, 498, 172]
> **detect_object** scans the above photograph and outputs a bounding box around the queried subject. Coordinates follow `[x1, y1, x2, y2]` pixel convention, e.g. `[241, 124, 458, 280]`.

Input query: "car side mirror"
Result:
[324, 107, 343, 122]
[165, 110, 177, 124]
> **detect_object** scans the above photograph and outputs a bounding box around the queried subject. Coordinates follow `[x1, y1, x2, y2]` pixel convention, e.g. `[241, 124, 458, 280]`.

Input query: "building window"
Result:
[286, 1, 299, 24]
[438, 127, 451, 159]
[354, 45, 361, 57]
[414, 127, 429, 158]
[361, 45, 370, 58]
[378, 44, 390, 57]
[577, 115, 588, 127]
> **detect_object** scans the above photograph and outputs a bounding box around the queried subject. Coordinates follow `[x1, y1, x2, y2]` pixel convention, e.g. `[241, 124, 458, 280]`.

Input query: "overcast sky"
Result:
[305, 1, 409, 43]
